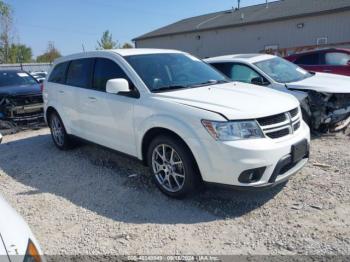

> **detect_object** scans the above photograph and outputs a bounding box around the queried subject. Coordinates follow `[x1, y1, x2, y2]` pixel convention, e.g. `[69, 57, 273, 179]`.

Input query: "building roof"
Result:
[134, 0, 350, 41]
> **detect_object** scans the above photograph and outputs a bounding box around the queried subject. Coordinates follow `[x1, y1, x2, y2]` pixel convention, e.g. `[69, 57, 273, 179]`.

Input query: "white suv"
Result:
[43, 49, 310, 198]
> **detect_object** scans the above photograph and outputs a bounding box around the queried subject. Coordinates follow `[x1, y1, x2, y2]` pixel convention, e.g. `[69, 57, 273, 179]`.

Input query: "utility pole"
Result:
[237, 0, 241, 9]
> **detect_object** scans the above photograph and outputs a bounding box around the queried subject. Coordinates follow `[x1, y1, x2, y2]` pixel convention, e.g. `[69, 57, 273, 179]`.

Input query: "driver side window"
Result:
[93, 58, 134, 92]
[212, 63, 266, 85]
[231, 64, 261, 83]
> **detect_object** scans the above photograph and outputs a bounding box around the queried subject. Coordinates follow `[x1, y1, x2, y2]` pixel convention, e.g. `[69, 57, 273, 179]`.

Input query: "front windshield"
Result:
[0, 71, 38, 87]
[125, 53, 228, 92]
[254, 57, 313, 83]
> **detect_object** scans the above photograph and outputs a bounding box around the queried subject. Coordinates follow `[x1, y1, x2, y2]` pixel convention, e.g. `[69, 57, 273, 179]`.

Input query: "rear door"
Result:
[77, 57, 138, 155]
[64, 58, 94, 135]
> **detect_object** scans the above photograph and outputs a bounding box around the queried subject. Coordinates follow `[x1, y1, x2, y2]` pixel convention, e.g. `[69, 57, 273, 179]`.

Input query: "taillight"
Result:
[40, 83, 44, 92]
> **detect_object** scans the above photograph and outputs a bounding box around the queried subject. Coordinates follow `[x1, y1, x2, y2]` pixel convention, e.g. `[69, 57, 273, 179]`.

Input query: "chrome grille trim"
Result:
[258, 108, 301, 139]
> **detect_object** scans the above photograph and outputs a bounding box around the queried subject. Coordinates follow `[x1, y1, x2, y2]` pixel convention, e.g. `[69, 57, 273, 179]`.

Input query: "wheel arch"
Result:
[141, 127, 203, 181]
[45, 106, 58, 126]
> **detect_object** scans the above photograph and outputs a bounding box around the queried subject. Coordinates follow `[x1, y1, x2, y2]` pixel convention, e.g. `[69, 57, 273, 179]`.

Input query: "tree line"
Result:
[0, 0, 133, 64]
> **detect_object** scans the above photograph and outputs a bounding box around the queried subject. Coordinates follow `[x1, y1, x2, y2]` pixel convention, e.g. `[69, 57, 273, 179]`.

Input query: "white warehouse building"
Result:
[133, 0, 350, 58]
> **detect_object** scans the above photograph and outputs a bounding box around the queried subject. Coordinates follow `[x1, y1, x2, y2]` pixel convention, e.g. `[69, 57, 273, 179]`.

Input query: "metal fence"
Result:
[0, 63, 52, 73]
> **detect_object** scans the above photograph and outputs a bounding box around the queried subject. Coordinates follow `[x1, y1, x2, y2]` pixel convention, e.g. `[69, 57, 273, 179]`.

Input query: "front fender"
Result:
[135, 114, 202, 159]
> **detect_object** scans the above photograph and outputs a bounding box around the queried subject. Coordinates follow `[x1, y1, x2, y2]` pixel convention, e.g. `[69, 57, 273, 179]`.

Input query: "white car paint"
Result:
[205, 54, 350, 94]
[0, 195, 44, 261]
[44, 49, 310, 192]
[287, 72, 350, 93]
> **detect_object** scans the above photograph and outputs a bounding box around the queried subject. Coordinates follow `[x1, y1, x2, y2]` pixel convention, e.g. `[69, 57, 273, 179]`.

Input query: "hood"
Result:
[0, 84, 41, 97]
[155, 82, 299, 120]
[0, 195, 37, 256]
[286, 73, 350, 93]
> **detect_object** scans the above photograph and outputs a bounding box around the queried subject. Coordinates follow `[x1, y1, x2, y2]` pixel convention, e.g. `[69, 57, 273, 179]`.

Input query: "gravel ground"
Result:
[0, 128, 349, 256]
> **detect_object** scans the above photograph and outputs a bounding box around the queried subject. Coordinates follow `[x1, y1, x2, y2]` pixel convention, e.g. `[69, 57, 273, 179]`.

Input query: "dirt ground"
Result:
[0, 128, 349, 256]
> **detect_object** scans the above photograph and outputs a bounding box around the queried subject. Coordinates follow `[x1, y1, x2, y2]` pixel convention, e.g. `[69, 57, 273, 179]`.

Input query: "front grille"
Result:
[258, 107, 300, 139]
[289, 107, 299, 118]
[257, 113, 286, 126]
[293, 121, 301, 131]
[10, 95, 43, 106]
[266, 128, 290, 139]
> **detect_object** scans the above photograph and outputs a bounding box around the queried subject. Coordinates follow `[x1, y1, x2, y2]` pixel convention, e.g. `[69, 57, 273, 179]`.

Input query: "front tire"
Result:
[147, 135, 201, 198]
[49, 112, 73, 150]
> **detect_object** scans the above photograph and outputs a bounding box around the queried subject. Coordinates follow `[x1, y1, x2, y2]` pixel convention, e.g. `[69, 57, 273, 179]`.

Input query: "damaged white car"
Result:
[206, 54, 350, 132]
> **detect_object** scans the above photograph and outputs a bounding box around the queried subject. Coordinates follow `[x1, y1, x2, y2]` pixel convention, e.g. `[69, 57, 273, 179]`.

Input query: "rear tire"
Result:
[49, 111, 73, 150]
[147, 135, 201, 198]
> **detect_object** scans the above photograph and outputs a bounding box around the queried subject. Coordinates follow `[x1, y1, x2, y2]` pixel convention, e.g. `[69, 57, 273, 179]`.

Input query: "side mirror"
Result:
[251, 76, 269, 86]
[347, 60, 350, 66]
[38, 79, 44, 84]
[106, 78, 130, 94]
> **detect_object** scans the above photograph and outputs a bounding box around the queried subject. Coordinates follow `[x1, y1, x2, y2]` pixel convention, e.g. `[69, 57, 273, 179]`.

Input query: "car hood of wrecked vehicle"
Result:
[286, 72, 350, 93]
[0, 84, 41, 96]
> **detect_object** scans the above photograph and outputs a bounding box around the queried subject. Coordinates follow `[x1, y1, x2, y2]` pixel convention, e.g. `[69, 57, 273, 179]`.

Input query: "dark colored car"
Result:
[0, 70, 44, 127]
[285, 48, 350, 76]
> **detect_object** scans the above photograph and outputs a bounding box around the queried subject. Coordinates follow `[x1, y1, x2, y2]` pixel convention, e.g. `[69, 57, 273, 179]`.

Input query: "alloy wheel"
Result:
[51, 115, 65, 147]
[152, 144, 186, 193]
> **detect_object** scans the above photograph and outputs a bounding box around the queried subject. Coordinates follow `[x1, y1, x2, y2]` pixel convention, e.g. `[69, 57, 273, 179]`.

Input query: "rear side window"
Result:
[295, 54, 320, 65]
[93, 58, 128, 92]
[325, 52, 350, 65]
[66, 58, 94, 88]
[48, 62, 69, 84]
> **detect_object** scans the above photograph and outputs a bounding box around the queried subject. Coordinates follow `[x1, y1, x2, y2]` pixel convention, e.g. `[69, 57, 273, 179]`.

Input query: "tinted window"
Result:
[0, 71, 37, 87]
[211, 63, 262, 84]
[295, 54, 320, 65]
[211, 63, 233, 77]
[66, 58, 94, 88]
[93, 58, 128, 91]
[48, 62, 69, 84]
[125, 53, 228, 92]
[325, 52, 350, 66]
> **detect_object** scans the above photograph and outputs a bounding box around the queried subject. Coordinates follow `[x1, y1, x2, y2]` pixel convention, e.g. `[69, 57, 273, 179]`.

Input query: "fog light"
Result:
[238, 167, 266, 183]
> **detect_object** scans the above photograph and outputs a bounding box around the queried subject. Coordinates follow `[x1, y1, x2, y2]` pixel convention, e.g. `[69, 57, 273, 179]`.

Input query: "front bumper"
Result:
[1, 104, 44, 124]
[189, 121, 310, 188]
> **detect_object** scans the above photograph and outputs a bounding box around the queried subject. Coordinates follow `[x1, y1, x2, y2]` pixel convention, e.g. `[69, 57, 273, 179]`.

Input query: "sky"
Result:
[5, 0, 278, 57]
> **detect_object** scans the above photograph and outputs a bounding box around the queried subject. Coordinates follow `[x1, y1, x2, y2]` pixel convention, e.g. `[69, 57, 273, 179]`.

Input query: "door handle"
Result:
[59, 90, 64, 94]
[323, 69, 332, 72]
[88, 97, 97, 102]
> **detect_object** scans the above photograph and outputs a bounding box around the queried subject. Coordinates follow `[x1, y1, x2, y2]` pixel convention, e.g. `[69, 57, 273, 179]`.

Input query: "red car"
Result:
[285, 48, 350, 76]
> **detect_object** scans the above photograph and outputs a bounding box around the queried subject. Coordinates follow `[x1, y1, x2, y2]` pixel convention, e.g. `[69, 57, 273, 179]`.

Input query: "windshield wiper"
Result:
[188, 79, 230, 88]
[152, 85, 188, 93]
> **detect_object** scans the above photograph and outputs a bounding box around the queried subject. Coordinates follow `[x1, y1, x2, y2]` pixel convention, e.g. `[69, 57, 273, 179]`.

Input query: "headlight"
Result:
[202, 120, 264, 141]
[24, 239, 42, 262]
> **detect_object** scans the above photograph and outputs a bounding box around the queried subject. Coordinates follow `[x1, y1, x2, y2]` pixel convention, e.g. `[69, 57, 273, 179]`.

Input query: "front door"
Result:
[77, 58, 138, 156]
